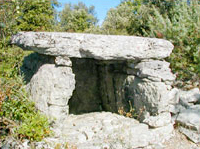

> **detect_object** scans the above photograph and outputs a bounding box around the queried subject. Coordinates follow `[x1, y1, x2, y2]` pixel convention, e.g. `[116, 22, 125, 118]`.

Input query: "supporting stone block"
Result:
[29, 63, 75, 121]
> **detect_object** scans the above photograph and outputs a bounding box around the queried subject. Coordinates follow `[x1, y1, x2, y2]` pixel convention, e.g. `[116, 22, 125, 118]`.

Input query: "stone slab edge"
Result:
[11, 32, 174, 60]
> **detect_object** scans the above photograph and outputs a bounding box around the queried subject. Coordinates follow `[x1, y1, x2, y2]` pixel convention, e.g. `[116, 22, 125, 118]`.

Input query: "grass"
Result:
[0, 46, 51, 142]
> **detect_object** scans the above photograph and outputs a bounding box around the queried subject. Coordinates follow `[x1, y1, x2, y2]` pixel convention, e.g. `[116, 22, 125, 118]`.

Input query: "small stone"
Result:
[134, 60, 176, 82]
[179, 88, 200, 105]
[150, 124, 174, 143]
[179, 126, 200, 144]
[142, 112, 172, 128]
[169, 104, 186, 115]
[55, 56, 72, 66]
[176, 105, 200, 132]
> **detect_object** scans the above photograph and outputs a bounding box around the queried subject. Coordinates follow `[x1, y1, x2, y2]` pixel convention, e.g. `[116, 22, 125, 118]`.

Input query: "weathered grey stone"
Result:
[12, 32, 178, 148]
[179, 127, 200, 144]
[176, 105, 200, 132]
[130, 60, 176, 82]
[56, 112, 173, 149]
[29, 64, 75, 120]
[21, 53, 55, 83]
[55, 56, 72, 66]
[169, 104, 186, 115]
[150, 123, 174, 144]
[1, 121, 175, 149]
[12, 32, 174, 60]
[131, 77, 175, 114]
[142, 112, 172, 128]
[179, 88, 200, 105]
[15, 32, 176, 121]
[168, 88, 180, 104]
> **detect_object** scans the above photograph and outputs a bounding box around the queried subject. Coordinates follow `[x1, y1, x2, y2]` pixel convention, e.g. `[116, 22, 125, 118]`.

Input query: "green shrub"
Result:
[0, 47, 51, 142]
[104, 0, 200, 87]
[142, 1, 200, 84]
[102, 2, 134, 35]
[0, 0, 57, 141]
[15, 112, 51, 141]
[59, 2, 97, 32]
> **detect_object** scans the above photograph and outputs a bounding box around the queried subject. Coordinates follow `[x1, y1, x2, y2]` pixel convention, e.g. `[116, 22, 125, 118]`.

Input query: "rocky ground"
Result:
[1, 87, 200, 149]
[162, 130, 200, 149]
[1, 111, 199, 149]
[1, 124, 199, 149]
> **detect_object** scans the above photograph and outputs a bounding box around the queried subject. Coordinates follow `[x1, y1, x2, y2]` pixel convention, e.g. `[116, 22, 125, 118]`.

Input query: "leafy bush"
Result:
[103, 0, 200, 87]
[59, 2, 97, 32]
[0, 46, 51, 141]
[141, 1, 200, 85]
[16, 112, 51, 141]
[16, 0, 59, 31]
[0, 0, 56, 140]
[102, 2, 134, 35]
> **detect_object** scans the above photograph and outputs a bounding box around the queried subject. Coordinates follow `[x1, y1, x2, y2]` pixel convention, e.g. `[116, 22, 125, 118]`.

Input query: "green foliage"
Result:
[16, 0, 58, 31]
[102, 2, 134, 35]
[0, 47, 26, 79]
[141, 1, 200, 83]
[0, 0, 59, 47]
[0, 0, 56, 141]
[118, 101, 138, 119]
[103, 0, 200, 86]
[0, 0, 19, 47]
[59, 2, 98, 32]
[15, 112, 51, 141]
[0, 46, 51, 141]
[84, 25, 104, 34]
[0, 76, 34, 122]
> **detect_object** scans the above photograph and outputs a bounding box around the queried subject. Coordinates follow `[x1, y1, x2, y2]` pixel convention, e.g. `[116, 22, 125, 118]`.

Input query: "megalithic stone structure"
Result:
[12, 32, 178, 128]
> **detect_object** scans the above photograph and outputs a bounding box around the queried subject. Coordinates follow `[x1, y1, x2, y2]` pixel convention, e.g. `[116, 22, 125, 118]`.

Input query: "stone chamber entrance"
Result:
[13, 32, 184, 148]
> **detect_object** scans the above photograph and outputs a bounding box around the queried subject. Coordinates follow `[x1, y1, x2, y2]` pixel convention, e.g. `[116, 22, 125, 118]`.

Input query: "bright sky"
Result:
[57, 0, 122, 25]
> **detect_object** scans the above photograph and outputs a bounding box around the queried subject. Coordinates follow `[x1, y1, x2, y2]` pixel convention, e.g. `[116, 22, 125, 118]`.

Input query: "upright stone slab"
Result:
[12, 32, 176, 127]
[28, 62, 75, 122]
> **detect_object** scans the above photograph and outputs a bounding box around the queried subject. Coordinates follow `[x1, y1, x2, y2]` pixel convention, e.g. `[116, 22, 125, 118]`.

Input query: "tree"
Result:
[145, 1, 200, 84]
[0, 0, 19, 45]
[103, 0, 200, 87]
[16, 0, 59, 31]
[0, 0, 59, 47]
[102, 2, 134, 35]
[59, 2, 97, 32]
[0, 0, 57, 141]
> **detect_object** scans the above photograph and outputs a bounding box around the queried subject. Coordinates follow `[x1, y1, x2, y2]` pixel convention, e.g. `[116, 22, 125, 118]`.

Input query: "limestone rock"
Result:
[169, 104, 186, 115]
[29, 64, 75, 121]
[142, 112, 172, 128]
[176, 105, 200, 132]
[12, 32, 174, 60]
[55, 56, 72, 66]
[179, 88, 200, 106]
[58, 112, 173, 149]
[133, 60, 176, 82]
[150, 123, 174, 144]
[21, 53, 55, 83]
[168, 88, 180, 105]
[131, 77, 174, 114]
[179, 127, 200, 144]
[10, 32, 179, 148]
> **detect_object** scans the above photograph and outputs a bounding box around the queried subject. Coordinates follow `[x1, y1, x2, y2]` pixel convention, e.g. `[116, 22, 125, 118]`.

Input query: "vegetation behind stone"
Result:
[1, 0, 200, 143]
